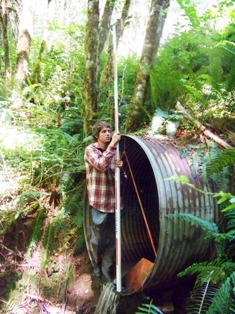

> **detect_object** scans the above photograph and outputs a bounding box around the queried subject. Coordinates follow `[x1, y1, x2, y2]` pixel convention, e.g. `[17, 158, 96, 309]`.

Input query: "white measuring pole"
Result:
[112, 23, 122, 293]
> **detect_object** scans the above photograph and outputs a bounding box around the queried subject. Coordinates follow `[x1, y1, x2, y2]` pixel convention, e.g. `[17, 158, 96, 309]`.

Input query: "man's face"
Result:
[97, 127, 111, 144]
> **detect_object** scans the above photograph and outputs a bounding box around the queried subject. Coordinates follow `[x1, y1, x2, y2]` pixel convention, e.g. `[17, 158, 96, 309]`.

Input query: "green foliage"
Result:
[0, 22, 87, 271]
[136, 300, 164, 314]
[178, 143, 230, 191]
[150, 108, 184, 137]
[150, 2, 235, 133]
[169, 141, 228, 189]
[176, 208, 235, 313]
[179, 259, 235, 286]
[24, 22, 86, 116]
[176, 0, 200, 28]
[178, 214, 235, 313]
[41, 223, 54, 267]
[166, 213, 219, 236]
[184, 271, 235, 314]
[206, 149, 235, 177]
[0, 190, 42, 235]
[185, 281, 219, 314]
[26, 205, 45, 258]
[98, 54, 138, 131]
[40, 206, 81, 267]
[213, 191, 235, 213]
[206, 272, 235, 314]
[0, 209, 19, 235]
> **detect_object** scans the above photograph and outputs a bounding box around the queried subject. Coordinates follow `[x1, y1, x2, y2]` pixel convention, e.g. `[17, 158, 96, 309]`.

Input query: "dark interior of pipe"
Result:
[119, 136, 159, 264]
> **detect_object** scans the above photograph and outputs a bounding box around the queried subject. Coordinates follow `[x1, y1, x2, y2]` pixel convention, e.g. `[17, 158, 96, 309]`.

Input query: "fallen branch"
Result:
[175, 101, 233, 149]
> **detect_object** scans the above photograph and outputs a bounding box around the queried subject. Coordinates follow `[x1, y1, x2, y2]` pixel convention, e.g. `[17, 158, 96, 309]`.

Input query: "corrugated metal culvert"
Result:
[84, 135, 219, 295]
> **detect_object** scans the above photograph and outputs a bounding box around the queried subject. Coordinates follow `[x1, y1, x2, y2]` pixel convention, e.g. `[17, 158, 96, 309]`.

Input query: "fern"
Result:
[225, 210, 235, 232]
[213, 191, 235, 213]
[206, 149, 235, 177]
[41, 223, 55, 267]
[136, 300, 164, 314]
[184, 270, 235, 313]
[166, 213, 219, 236]
[0, 209, 19, 235]
[177, 207, 235, 314]
[26, 205, 45, 258]
[15, 191, 42, 219]
[185, 280, 218, 314]
[179, 259, 235, 286]
[206, 271, 235, 314]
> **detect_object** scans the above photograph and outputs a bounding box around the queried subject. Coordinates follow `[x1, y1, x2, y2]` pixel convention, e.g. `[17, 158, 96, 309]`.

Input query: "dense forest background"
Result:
[0, 0, 235, 313]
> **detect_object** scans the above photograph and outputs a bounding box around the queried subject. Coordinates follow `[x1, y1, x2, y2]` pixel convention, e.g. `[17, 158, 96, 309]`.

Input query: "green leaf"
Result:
[165, 175, 189, 184]
[222, 203, 235, 212]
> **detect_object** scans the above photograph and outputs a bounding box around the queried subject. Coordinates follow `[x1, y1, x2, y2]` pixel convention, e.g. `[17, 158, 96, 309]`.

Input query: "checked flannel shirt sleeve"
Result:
[84, 142, 117, 213]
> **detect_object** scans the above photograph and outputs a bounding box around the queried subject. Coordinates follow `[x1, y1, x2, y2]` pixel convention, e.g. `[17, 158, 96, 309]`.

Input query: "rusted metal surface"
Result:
[83, 135, 219, 293]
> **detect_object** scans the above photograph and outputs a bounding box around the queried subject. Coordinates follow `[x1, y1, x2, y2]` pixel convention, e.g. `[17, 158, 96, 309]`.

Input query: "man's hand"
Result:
[110, 131, 121, 146]
[115, 158, 123, 168]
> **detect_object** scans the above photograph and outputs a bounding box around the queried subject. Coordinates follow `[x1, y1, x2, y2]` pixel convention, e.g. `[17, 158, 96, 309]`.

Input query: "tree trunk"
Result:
[31, 40, 46, 84]
[99, 0, 131, 116]
[82, 0, 100, 136]
[0, 0, 11, 78]
[98, 0, 116, 57]
[15, 0, 33, 86]
[125, 0, 170, 132]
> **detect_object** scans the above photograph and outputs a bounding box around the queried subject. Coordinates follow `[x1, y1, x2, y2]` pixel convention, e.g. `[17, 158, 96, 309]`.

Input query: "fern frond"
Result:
[41, 224, 55, 267]
[136, 300, 164, 314]
[225, 210, 235, 231]
[26, 205, 45, 258]
[178, 259, 235, 286]
[206, 271, 235, 314]
[16, 191, 42, 210]
[206, 149, 235, 176]
[166, 213, 219, 235]
[186, 280, 218, 314]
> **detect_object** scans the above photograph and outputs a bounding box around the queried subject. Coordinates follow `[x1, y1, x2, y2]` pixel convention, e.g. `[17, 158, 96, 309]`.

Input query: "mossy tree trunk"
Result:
[125, 0, 170, 132]
[82, 0, 122, 136]
[99, 0, 131, 117]
[82, 0, 100, 136]
[15, 1, 33, 88]
[97, 0, 116, 57]
[31, 40, 46, 84]
[0, 0, 11, 80]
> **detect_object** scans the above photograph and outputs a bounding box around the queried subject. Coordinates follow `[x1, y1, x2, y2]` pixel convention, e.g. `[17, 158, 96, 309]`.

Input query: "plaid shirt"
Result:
[84, 142, 117, 213]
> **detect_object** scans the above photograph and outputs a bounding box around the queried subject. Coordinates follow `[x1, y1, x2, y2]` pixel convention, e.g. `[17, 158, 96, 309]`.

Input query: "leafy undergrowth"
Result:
[0, 107, 102, 312]
[0, 182, 101, 313]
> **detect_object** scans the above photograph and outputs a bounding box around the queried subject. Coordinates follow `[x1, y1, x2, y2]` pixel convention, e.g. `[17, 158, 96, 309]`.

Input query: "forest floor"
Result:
[0, 235, 188, 314]
[0, 242, 173, 314]
[0, 240, 99, 313]
[0, 214, 178, 314]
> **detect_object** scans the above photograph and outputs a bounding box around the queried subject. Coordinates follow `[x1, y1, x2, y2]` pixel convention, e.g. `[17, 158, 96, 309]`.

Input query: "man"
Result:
[84, 120, 123, 282]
